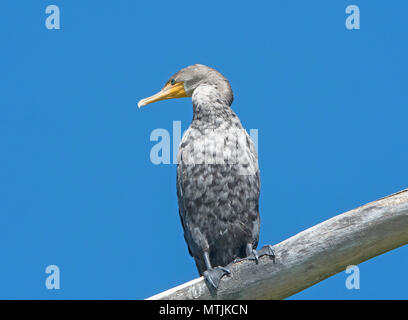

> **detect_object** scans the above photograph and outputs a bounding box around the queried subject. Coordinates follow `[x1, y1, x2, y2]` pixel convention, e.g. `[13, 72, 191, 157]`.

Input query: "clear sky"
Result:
[1, 1, 407, 299]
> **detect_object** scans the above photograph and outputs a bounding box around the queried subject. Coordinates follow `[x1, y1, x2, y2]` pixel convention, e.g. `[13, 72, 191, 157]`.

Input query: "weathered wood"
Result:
[147, 189, 408, 300]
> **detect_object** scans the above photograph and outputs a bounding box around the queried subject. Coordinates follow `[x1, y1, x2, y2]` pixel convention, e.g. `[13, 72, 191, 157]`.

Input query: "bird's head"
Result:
[138, 64, 233, 108]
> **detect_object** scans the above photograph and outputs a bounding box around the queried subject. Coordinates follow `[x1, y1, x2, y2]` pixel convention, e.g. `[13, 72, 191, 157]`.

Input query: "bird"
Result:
[138, 64, 274, 289]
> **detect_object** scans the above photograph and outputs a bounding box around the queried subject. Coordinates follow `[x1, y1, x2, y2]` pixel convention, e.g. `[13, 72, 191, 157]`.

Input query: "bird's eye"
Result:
[171, 79, 176, 85]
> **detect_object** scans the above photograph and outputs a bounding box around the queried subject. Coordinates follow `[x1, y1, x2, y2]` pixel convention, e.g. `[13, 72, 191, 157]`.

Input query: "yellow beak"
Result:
[138, 82, 187, 108]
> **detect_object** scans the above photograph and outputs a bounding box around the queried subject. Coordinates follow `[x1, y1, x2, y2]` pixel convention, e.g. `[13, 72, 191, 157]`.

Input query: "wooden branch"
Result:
[147, 189, 408, 300]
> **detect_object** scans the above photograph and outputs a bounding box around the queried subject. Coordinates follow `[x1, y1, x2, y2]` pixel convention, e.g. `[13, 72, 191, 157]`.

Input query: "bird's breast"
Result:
[177, 125, 257, 176]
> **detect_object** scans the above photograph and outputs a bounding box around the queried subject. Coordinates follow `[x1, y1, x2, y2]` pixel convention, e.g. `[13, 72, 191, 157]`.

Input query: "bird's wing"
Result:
[176, 159, 194, 257]
[244, 130, 261, 247]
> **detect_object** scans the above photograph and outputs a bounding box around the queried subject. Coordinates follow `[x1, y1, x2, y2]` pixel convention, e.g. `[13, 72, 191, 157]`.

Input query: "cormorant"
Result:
[138, 64, 274, 289]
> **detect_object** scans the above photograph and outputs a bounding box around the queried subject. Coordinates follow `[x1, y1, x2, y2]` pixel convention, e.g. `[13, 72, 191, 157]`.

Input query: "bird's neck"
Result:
[191, 85, 238, 125]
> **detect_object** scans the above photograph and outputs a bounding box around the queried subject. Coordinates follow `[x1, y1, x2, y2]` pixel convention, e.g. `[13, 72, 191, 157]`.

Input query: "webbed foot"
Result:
[203, 266, 231, 289]
[244, 244, 276, 264]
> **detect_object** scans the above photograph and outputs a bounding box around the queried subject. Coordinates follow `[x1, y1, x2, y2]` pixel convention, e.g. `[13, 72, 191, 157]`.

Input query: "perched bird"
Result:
[138, 64, 274, 289]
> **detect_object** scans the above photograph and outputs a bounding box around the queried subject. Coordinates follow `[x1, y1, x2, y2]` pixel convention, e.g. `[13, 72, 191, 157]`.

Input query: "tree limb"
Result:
[147, 189, 408, 300]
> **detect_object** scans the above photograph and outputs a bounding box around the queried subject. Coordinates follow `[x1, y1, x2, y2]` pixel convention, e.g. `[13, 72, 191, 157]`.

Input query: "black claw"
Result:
[203, 270, 216, 288]
[204, 266, 231, 289]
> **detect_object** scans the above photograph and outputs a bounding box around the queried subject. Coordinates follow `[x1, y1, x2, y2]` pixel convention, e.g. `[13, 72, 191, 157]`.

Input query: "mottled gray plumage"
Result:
[174, 65, 261, 275]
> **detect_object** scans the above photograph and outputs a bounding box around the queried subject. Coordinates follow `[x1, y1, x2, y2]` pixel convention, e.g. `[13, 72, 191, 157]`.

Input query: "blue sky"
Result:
[0, 1, 407, 299]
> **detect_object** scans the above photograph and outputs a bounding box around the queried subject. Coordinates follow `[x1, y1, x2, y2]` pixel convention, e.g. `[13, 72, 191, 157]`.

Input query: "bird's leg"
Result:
[243, 244, 276, 264]
[202, 252, 231, 289]
[245, 243, 258, 263]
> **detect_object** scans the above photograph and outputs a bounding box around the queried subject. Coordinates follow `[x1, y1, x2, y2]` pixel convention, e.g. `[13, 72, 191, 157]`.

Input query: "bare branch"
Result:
[147, 189, 408, 300]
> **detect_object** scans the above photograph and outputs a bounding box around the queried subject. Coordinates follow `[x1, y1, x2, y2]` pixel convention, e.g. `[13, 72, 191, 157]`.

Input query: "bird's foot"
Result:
[245, 245, 276, 264]
[203, 266, 231, 289]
